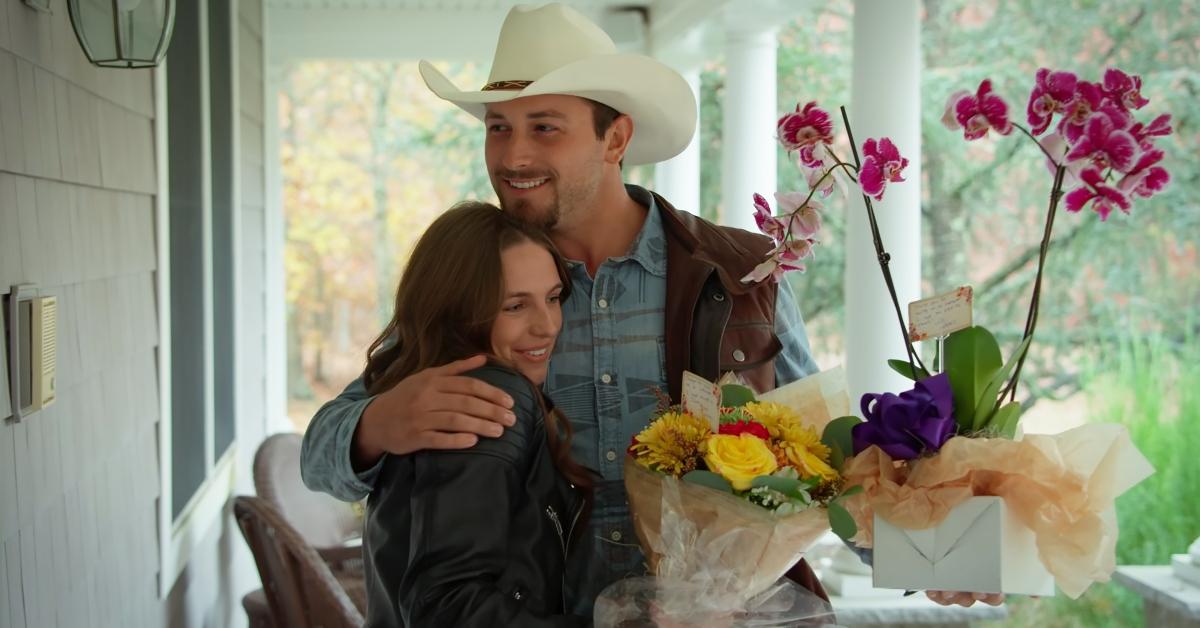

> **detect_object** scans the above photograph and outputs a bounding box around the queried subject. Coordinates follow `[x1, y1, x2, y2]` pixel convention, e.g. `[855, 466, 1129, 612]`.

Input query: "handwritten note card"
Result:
[681, 370, 721, 431]
[908, 286, 973, 342]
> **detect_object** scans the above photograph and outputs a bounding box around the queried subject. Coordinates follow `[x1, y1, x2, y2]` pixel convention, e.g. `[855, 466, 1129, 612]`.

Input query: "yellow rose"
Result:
[704, 433, 778, 491]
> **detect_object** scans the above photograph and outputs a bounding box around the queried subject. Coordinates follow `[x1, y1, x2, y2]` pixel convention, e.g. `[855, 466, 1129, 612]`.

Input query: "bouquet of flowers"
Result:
[747, 66, 1165, 598]
[594, 370, 855, 627]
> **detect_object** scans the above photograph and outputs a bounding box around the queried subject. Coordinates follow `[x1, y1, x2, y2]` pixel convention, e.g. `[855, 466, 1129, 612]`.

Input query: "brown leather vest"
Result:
[638, 188, 783, 401]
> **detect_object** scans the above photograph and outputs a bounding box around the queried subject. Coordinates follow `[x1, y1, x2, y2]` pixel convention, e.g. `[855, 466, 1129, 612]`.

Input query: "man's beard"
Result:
[500, 193, 560, 230]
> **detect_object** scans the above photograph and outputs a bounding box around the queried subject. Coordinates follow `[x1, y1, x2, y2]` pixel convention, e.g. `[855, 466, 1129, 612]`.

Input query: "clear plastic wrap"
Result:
[595, 458, 837, 626]
[594, 575, 838, 627]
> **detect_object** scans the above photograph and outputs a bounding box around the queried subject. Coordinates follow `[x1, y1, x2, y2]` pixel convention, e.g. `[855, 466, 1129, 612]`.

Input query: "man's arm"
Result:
[299, 354, 520, 502]
[300, 375, 380, 501]
[774, 278, 821, 384]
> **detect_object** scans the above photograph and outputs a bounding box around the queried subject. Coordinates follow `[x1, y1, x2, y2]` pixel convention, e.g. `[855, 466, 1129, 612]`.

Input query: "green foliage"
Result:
[821, 415, 863, 470]
[720, 383, 757, 408]
[888, 358, 930, 381]
[970, 334, 1031, 432]
[682, 470, 734, 493]
[827, 501, 858, 543]
[944, 326, 1004, 430]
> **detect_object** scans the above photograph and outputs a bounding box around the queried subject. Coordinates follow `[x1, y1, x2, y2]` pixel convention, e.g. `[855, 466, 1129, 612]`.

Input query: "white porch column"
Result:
[720, 24, 777, 231]
[653, 66, 701, 214]
[845, 0, 923, 403]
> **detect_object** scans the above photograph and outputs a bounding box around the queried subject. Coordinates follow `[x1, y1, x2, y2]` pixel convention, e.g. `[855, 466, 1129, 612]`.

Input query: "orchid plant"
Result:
[748, 66, 1173, 459]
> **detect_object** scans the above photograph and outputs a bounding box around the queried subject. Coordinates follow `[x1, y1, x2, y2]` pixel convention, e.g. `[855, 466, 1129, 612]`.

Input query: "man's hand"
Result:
[925, 591, 1006, 607]
[351, 355, 517, 470]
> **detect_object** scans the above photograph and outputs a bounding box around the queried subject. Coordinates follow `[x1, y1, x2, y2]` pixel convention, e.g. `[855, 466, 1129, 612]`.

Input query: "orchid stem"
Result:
[1010, 121, 1061, 165]
[839, 105, 926, 377]
[1001, 164, 1066, 403]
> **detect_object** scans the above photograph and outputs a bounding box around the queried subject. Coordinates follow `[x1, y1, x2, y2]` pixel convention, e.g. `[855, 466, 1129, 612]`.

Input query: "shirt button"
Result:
[598, 298, 609, 309]
[610, 530, 623, 542]
[733, 349, 747, 363]
[712, 291, 726, 302]
[600, 373, 612, 384]
[605, 450, 617, 461]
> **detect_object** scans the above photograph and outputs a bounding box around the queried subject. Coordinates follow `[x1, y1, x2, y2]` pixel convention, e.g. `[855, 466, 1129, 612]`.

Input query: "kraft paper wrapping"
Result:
[757, 365, 851, 434]
[623, 457, 831, 612]
[842, 423, 1154, 598]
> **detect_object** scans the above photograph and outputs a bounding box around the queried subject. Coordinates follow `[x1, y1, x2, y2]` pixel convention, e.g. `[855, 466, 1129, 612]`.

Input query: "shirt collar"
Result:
[612, 191, 668, 277]
[563, 187, 669, 278]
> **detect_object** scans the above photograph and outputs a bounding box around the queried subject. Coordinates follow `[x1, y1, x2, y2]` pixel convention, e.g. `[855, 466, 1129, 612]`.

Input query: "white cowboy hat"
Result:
[418, 3, 697, 166]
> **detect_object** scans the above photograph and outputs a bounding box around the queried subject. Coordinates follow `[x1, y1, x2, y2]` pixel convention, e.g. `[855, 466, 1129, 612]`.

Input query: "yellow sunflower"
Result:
[629, 411, 712, 476]
[743, 401, 805, 438]
[778, 422, 838, 481]
[744, 401, 838, 481]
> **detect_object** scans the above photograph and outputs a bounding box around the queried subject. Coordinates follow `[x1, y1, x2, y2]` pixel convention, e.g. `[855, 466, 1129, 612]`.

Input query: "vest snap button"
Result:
[513, 589, 523, 601]
[733, 349, 746, 363]
[712, 291, 726, 302]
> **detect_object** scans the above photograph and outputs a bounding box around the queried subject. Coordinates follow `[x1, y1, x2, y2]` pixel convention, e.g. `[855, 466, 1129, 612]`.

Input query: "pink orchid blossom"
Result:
[1064, 112, 1139, 173]
[1117, 148, 1170, 199]
[1026, 68, 1078, 135]
[941, 90, 970, 131]
[752, 193, 786, 242]
[1130, 113, 1173, 149]
[775, 192, 823, 238]
[777, 102, 835, 157]
[741, 243, 813, 283]
[1102, 68, 1149, 111]
[1064, 166, 1132, 221]
[1058, 81, 1104, 143]
[859, 138, 908, 201]
[954, 79, 1013, 140]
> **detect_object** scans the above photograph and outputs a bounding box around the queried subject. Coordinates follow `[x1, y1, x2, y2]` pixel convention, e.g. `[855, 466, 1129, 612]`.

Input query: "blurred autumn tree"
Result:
[282, 61, 491, 411]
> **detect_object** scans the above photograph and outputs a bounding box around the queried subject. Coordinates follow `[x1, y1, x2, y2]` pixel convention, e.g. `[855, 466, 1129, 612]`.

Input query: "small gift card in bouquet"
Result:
[593, 369, 856, 627]
[747, 66, 1168, 599]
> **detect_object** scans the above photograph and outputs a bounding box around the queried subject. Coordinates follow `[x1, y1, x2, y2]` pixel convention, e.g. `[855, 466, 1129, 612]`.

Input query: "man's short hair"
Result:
[587, 99, 624, 169]
[587, 99, 622, 138]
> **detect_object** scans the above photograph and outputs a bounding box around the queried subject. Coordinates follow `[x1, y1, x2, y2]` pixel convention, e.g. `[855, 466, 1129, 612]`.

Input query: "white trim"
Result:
[154, 57, 175, 600]
[263, 24, 288, 434]
[160, 446, 239, 597]
[202, 0, 216, 474]
[227, 0, 246, 467]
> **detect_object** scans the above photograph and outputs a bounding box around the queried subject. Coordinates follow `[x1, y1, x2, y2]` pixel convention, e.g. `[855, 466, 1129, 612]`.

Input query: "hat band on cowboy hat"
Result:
[418, 2, 697, 167]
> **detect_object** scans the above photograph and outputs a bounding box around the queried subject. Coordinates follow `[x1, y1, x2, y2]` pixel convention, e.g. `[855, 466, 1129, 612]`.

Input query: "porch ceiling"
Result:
[264, 0, 807, 66]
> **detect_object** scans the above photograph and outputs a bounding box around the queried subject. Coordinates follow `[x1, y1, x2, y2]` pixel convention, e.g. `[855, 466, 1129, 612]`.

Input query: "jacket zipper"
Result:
[546, 506, 568, 611]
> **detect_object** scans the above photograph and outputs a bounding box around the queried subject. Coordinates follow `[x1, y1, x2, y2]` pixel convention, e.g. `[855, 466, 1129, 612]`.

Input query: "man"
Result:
[304, 2, 830, 616]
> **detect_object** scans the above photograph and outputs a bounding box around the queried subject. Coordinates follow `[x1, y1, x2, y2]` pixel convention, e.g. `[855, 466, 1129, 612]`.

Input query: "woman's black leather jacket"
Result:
[363, 365, 591, 627]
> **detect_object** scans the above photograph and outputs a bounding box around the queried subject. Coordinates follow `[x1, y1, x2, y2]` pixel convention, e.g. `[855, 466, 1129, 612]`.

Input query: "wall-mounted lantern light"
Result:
[67, 0, 175, 68]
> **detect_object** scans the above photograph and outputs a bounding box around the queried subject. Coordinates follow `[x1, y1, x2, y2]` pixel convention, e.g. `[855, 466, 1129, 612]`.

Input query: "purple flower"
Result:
[852, 373, 957, 460]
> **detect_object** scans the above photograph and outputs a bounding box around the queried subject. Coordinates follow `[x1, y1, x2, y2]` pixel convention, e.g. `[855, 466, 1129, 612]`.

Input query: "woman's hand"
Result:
[351, 355, 517, 469]
[925, 590, 1006, 607]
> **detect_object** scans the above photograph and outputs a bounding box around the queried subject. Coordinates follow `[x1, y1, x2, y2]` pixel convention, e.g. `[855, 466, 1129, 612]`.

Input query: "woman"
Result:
[361, 201, 594, 627]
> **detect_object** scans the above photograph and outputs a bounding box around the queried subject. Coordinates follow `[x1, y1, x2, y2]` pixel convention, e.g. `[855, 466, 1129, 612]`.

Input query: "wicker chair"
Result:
[249, 433, 367, 615]
[234, 496, 365, 628]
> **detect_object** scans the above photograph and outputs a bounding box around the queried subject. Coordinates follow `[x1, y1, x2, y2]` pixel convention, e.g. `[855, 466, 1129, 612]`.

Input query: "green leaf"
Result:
[682, 470, 734, 493]
[888, 359, 931, 381]
[839, 484, 864, 499]
[828, 501, 858, 543]
[971, 335, 1034, 431]
[720, 384, 757, 408]
[944, 326, 1003, 432]
[820, 415, 863, 470]
[751, 475, 808, 498]
[989, 401, 1022, 438]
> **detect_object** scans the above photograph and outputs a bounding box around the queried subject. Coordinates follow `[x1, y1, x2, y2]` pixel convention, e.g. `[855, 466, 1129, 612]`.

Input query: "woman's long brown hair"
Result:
[363, 201, 593, 521]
